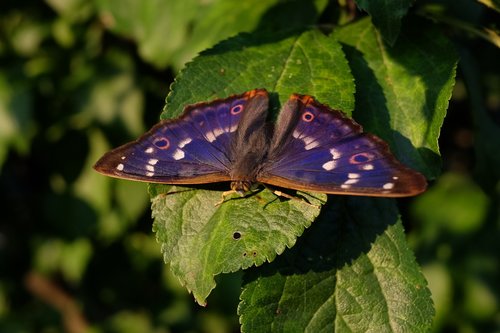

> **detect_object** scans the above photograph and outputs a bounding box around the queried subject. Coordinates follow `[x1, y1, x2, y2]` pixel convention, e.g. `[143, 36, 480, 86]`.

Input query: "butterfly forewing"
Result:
[258, 94, 427, 197]
[94, 89, 267, 184]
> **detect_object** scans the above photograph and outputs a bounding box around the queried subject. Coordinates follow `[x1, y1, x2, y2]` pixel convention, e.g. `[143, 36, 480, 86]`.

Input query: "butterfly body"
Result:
[94, 89, 427, 197]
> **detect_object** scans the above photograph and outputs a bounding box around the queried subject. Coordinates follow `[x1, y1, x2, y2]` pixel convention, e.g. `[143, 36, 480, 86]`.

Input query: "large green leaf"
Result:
[355, 0, 414, 45]
[239, 198, 434, 332]
[151, 186, 325, 306]
[237, 18, 451, 331]
[151, 29, 354, 305]
[333, 17, 458, 178]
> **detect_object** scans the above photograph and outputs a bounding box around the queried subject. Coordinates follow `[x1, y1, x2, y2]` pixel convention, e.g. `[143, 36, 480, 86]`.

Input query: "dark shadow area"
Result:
[341, 42, 442, 179]
[196, 0, 323, 60]
[243, 196, 399, 278]
[394, 16, 458, 126]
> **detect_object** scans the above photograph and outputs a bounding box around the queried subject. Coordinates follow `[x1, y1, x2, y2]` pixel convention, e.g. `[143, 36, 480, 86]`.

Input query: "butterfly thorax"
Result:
[229, 123, 270, 195]
[229, 148, 267, 194]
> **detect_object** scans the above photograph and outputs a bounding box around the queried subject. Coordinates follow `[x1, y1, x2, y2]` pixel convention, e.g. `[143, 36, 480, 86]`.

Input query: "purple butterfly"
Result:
[94, 89, 426, 197]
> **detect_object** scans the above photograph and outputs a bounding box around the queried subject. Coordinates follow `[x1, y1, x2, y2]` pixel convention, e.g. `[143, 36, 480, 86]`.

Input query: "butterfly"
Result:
[94, 89, 427, 198]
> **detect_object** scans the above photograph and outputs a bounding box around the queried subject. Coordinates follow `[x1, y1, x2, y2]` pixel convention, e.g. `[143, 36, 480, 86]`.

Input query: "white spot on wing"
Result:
[341, 184, 351, 189]
[392, 176, 399, 180]
[173, 149, 185, 160]
[145, 147, 154, 154]
[322, 148, 341, 171]
[146, 172, 154, 177]
[322, 161, 336, 171]
[213, 127, 224, 138]
[291, 130, 319, 150]
[146, 165, 154, 172]
[330, 148, 341, 159]
[116, 164, 124, 171]
[229, 124, 238, 132]
[383, 182, 394, 189]
[206, 131, 216, 142]
[361, 164, 374, 170]
[205, 128, 225, 143]
[342, 173, 361, 187]
[302, 136, 313, 146]
[179, 138, 192, 148]
[304, 139, 319, 150]
[148, 159, 158, 165]
[121, 156, 126, 160]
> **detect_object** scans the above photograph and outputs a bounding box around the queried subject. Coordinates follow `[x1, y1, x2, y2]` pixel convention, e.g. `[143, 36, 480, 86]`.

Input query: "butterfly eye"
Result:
[153, 137, 170, 150]
[231, 104, 243, 115]
[349, 152, 373, 164]
[302, 111, 315, 122]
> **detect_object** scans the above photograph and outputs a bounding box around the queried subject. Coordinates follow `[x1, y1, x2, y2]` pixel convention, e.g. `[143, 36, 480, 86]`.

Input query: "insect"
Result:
[94, 89, 426, 198]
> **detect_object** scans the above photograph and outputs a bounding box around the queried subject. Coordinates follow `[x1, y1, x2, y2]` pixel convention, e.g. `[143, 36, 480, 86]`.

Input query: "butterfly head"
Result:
[230, 180, 254, 196]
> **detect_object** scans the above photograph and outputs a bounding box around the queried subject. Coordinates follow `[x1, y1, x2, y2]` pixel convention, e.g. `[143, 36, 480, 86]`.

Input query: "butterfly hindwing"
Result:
[94, 89, 268, 184]
[258, 94, 427, 197]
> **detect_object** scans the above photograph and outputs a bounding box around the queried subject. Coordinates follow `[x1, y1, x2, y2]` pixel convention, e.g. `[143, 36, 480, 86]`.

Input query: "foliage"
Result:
[0, 0, 499, 332]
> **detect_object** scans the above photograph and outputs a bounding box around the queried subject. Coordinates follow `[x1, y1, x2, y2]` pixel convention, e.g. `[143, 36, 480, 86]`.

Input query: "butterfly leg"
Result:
[264, 185, 321, 209]
[215, 189, 240, 207]
[216, 184, 267, 206]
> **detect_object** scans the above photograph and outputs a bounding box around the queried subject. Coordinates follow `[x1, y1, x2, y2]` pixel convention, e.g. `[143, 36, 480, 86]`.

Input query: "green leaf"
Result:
[152, 29, 354, 305]
[355, 0, 414, 45]
[164, 29, 355, 118]
[151, 186, 325, 305]
[333, 18, 458, 178]
[239, 198, 434, 332]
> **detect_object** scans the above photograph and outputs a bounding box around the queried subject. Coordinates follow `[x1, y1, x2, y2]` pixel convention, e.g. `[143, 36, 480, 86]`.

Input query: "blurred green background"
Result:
[0, 0, 499, 332]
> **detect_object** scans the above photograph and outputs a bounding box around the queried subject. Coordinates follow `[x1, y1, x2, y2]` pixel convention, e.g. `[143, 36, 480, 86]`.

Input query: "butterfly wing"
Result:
[94, 89, 269, 184]
[258, 94, 427, 197]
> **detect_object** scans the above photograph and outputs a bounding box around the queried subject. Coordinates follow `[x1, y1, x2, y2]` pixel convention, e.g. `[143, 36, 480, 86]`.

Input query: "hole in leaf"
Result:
[233, 232, 241, 240]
